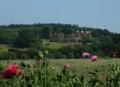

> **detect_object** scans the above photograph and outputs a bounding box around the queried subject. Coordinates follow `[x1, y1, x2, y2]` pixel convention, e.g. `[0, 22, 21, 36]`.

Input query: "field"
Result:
[49, 58, 120, 76]
[0, 44, 120, 87]
[0, 58, 120, 87]
[0, 44, 10, 52]
[42, 40, 69, 49]
[1, 58, 120, 76]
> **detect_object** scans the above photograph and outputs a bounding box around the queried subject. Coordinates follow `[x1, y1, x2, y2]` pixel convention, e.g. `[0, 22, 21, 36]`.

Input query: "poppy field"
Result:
[0, 57, 120, 87]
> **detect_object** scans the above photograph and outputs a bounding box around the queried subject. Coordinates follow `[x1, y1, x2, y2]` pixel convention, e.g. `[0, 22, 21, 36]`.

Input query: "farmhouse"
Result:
[50, 30, 92, 45]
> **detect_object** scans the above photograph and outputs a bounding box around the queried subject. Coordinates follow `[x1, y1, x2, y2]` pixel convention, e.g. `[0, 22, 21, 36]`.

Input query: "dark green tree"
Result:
[16, 29, 38, 48]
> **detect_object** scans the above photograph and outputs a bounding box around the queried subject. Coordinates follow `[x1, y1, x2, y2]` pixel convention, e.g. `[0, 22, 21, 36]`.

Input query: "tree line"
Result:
[0, 23, 120, 59]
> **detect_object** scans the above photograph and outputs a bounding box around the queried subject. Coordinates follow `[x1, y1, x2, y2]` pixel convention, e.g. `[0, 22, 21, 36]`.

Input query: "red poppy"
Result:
[1, 64, 17, 78]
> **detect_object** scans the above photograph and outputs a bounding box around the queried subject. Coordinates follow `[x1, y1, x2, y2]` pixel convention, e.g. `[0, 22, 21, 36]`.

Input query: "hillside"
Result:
[0, 23, 120, 59]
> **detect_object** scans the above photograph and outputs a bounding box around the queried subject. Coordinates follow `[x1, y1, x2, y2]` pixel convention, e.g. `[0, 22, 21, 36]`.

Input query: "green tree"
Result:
[16, 29, 37, 48]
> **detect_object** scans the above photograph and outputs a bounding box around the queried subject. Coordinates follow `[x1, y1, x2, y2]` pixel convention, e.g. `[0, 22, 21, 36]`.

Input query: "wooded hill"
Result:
[0, 23, 120, 59]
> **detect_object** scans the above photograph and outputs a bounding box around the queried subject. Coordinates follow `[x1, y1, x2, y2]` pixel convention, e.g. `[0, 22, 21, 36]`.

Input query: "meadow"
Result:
[1, 58, 120, 76]
[0, 22, 120, 87]
[0, 44, 120, 87]
[0, 57, 120, 87]
[0, 44, 10, 52]
[42, 40, 69, 49]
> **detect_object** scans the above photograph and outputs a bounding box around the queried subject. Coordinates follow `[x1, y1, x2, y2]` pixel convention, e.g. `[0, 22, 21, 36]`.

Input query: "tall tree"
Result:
[16, 29, 36, 48]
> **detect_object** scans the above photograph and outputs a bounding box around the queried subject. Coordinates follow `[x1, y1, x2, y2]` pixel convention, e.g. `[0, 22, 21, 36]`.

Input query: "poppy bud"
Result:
[64, 64, 70, 71]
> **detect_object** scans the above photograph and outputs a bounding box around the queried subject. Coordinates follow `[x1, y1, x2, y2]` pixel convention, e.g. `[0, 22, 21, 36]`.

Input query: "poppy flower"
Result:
[1, 64, 17, 78]
[91, 55, 98, 61]
[63, 64, 70, 71]
[82, 52, 90, 58]
[62, 64, 70, 75]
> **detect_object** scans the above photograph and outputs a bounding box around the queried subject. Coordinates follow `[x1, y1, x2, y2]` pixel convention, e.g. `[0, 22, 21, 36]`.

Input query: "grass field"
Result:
[1, 58, 120, 76]
[0, 58, 120, 87]
[0, 44, 10, 52]
[44, 42, 68, 49]
[42, 40, 69, 49]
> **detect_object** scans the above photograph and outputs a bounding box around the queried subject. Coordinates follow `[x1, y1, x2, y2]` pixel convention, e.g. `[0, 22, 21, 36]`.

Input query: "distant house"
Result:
[50, 30, 92, 45]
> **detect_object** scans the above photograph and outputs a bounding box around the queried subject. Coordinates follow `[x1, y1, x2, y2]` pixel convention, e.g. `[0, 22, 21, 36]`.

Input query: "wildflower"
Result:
[63, 64, 70, 71]
[91, 55, 98, 61]
[0, 63, 24, 79]
[1, 63, 17, 78]
[52, 66, 55, 70]
[62, 64, 71, 75]
[82, 52, 90, 58]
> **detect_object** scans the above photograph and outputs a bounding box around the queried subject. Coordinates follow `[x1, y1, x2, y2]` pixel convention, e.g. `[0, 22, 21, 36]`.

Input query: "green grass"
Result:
[1, 58, 120, 76]
[0, 58, 120, 87]
[43, 41, 69, 49]
[49, 58, 120, 76]
[0, 44, 29, 53]
[0, 44, 10, 53]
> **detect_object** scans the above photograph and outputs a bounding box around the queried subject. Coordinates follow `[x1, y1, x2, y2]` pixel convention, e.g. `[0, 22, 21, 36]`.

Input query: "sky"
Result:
[0, 0, 120, 33]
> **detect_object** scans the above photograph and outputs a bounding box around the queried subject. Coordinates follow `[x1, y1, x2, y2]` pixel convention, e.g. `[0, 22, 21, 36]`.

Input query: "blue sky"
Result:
[0, 0, 120, 33]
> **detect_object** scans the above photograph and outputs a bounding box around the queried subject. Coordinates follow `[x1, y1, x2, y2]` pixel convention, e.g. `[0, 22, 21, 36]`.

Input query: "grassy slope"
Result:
[0, 44, 10, 53]
[42, 40, 69, 49]
[43, 42, 68, 49]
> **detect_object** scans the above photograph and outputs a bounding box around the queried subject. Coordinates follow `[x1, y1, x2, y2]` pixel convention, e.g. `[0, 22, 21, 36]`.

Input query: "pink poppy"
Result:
[82, 52, 90, 58]
[64, 64, 70, 71]
[91, 55, 98, 61]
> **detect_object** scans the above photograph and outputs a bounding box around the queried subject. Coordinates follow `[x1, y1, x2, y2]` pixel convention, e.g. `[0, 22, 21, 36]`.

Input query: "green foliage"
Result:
[0, 51, 17, 60]
[0, 23, 120, 59]
[0, 59, 120, 87]
[0, 63, 4, 71]
[16, 29, 42, 48]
